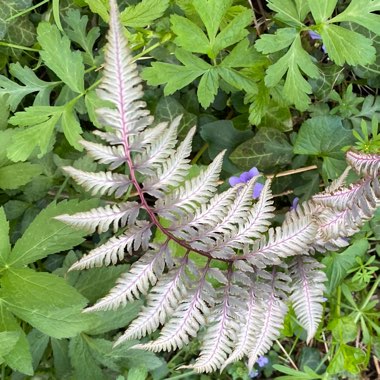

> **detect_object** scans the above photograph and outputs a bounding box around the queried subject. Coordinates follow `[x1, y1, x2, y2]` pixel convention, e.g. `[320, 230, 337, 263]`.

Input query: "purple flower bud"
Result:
[308, 30, 322, 40]
[257, 355, 269, 368]
[253, 182, 264, 199]
[249, 369, 259, 378]
[291, 197, 299, 210]
[240, 171, 253, 183]
[229, 176, 241, 187]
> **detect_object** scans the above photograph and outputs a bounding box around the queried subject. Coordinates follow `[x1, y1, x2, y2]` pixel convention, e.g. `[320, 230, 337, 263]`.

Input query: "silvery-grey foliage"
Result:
[56, 0, 380, 373]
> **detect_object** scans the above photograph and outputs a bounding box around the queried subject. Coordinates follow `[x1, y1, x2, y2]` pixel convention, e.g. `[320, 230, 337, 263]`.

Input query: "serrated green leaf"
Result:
[330, 0, 380, 35]
[0, 207, 10, 266]
[2, 268, 89, 338]
[320, 23, 375, 66]
[267, 0, 308, 27]
[0, 63, 58, 111]
[0, 163, 42, 190]
[221, 39, 265, 68]
[218, 67, 257, 93]
[260, 102, 293, 132]
[230, 127, 293, 170]
[193, 0, 233, 41]
[322, 239, 369, 294]
[247, 80, 270, 125]
[37, 22, 85, 93]
[0, 304, 33, 375]
[7, 106, 63, 161]
[307, 0, 337, 23]
[264, 34, 319, 110]
[198, 69, 219, 108]
[61, 103, 83, 150]
[212, 7, 252, 54]
[0, 331, 19, 359]
[8, 199, 98, 267]
[328, 317, 357, 344]
[120, 0, 169, 28]
[294, 115, 355, 178]
[170, 14, 209, 54]
[84, 0, 109, 22]
[255, 27, 297, 54]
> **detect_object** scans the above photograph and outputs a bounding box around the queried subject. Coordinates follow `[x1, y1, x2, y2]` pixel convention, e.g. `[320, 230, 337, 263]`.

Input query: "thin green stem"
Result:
[132, 41, 162, 61]
[360, 276, 380, 311]
[0, 42, 40, 52]
[166, 371, 196, 379]
[191, 143, 209, 164]
[53, 177, 69, 202]
[335, 286, 341, 317]
[6, 0, 50, 21]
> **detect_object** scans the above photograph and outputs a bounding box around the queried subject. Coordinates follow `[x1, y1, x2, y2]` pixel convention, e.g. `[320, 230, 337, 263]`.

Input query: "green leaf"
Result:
[255, 28, 298, 54]
[328, 317, 357, 343]
[320, 23, 376, 66]
[193, 0, 233, 42]
[51, 338, 71, 380]
[25, 329, 49, 372]
[230, 127, 293, 170]
[127, 367, 148, 380]
[2, 268, 89, 338]
[218, 67, 257, 93]
[0, 163, 42, 190]
[198, 68, 219, 108]
[273, 364, 322, 379]
[267, 0, 308, 27]
[327, 344, 366, 375]
[0, 304, 33, 375]
[120, 0, 169, 28]
[7, 106, 63, 161]
[220, 39, 265, 68]
[8, 200, 97, 267]
[84, 0, 109, 22]
[322, 238, 369, 294]
[0, 331, 19, 359]
[61, 103, 83, 150]
[330, 0, 380, 35]
[294, 116, 355, 178]
[170, 15, 209, 54]
[259, 102, 293, 132]
[307, 0, 337, 23]
[0, 62, 58, 111]
[264, 34, 319, 111]
[0, 207, 11, 266]
[37, 22, 85, 93]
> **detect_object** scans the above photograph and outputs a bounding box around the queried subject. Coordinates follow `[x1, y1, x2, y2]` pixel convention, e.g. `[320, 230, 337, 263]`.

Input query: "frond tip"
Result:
[56, 0, 380, 374]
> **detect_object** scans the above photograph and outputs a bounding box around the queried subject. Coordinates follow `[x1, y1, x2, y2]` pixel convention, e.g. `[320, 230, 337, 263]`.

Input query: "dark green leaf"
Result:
[0, 163, 42, 190]
[0, 207, 11, 266]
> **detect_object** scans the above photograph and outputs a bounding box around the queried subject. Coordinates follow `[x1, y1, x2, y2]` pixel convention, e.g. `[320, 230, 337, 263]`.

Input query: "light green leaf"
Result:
[170, 15, 209, 54]
[218, 67, 257, 93]
[247, 80, 270, 125]
[8, 199, 98, 267]
[320, 24, 376, 66]
[0, 163, 42, 190]
[198, 69, 219, 108]
[221, 39, 265, 68]
[230, 128, 293, 170]
[255, 28, 297, 54]
[7, 106, 63, 161]
[267, 0, 308, 27]
[120, 0, 169, 28]
[127, 367, 148, 380]
[84, 0, 109, 22]
[0, 63, 58, 111]
[26, 329, 49, 372]
[294, 115, 355, 178]
[37, 22, 85, 93]
[2, 268, 89, 338]
[0, 207, 10, 266]
[330, 0, 380, 35]
[61, 103, 83, 150]
[307, 0, 337, 23]
[212, 8, 252, 54]
[0, 331, 20, 359]
[322, 239, 369, 294]
[193, 0, 233, 41]
[0, 304, 33, 375]
[265, 34, 319, 111]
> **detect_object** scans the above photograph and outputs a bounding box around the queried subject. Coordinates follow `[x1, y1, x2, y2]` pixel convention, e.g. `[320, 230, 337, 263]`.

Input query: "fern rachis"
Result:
[57, 0, 380, 373]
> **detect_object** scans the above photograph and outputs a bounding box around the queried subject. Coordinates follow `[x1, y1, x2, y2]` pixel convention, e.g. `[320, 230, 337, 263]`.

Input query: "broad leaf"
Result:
[0, 331, 19, 359]
[267, 0, 309, 27]
[0, 207, 11, 266]
[307, 0, 337, 23]
[2, 268, 89, 338]
[0, 163, 42, 190]
[8, 200, 98, 267]
[37, 22, 85, 93]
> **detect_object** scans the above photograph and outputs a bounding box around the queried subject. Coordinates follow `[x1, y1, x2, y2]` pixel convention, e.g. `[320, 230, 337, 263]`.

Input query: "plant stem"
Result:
[166, 371, 196, 379]
[275, 339, 298, 370]
[6, 0, 50, 21]
[191, 143, 209, 164]
[0, 42, 40, 52]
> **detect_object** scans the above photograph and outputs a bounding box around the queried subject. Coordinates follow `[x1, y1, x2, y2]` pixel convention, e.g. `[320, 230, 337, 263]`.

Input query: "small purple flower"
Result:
[249, 369, 259, 378]
[308, 30, 327, 53]
[290, 197, 299, 210]
[229, 167, 264, 199]
[257, 356, 269, 368]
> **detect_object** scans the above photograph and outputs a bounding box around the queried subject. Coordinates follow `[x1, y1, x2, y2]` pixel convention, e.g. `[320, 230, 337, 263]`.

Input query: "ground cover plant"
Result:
[0, 0, 379, 379]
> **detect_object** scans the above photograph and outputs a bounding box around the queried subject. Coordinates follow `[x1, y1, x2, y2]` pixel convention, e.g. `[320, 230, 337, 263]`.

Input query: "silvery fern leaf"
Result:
[56, 0, 380, 373]
[289, 256, 326, 343]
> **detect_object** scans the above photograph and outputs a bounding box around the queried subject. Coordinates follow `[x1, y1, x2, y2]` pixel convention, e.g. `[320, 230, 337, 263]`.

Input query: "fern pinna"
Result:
[57, 0, 380, 373]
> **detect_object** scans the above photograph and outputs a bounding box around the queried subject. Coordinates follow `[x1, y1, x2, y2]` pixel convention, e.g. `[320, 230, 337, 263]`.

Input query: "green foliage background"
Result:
[0, 0, 379, 379]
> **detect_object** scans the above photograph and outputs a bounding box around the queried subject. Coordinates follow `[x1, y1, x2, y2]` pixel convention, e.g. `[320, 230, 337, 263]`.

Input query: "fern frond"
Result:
[63, 166, 131, 197]
[289, 256, 326, 342]
[346, 149, 380, 177]
[69, 220, 152, 270]
[87, 243, 168, 312]
[55, 201, 140, 233]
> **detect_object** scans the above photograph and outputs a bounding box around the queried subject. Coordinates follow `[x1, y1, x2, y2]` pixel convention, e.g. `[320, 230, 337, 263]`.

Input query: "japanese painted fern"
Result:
[57, 1, 380, 373]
